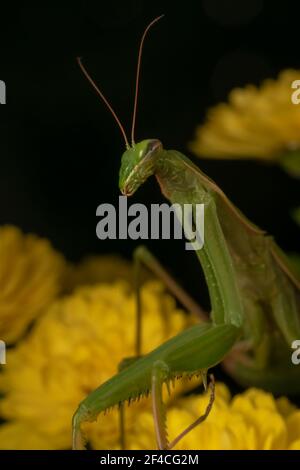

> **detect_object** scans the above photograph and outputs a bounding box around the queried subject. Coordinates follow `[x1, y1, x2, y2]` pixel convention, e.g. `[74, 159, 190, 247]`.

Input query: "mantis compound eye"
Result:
[145, 139, 162, 156]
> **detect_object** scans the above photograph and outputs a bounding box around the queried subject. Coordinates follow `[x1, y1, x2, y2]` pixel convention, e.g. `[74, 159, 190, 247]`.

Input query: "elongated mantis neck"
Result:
[154, 149, 244, 328]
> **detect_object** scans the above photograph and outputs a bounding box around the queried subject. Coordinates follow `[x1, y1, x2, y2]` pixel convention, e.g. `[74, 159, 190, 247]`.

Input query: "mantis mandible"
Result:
[73, 16, 300, 450]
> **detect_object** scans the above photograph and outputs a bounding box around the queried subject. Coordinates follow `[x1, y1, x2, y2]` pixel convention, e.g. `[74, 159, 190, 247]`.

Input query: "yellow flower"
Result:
[0, 226, 66, 343]
[190, 70, 300, 160]
[1, 230, 298, 451]
[66, 255, 133, 291]
[127, 384, 300, 450]
[0, 280, 196, 449]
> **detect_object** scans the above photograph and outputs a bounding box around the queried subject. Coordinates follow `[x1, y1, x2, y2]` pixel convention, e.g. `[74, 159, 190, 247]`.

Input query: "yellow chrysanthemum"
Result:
[0, 226, 66, 343]
[190, 70, 300, 160]
[66, 255, 133, 291]
[127, 384, 300, 450]
[0, 280, 196, 449]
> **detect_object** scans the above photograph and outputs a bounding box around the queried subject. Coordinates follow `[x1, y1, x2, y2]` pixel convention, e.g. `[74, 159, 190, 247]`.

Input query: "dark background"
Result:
[0, 0, 299, 312]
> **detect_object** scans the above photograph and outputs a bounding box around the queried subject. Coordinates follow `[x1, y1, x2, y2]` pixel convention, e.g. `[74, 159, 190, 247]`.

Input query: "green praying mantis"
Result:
[73, 16, 300, 450]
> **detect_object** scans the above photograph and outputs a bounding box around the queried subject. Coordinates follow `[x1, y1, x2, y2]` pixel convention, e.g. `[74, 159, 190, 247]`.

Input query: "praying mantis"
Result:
[73, 16, 300, 450]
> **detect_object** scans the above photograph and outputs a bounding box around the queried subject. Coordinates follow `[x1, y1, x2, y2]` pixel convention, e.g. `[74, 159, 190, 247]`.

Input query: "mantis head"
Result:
[119, 139, 162, 196]
[77, 16, 164, 196]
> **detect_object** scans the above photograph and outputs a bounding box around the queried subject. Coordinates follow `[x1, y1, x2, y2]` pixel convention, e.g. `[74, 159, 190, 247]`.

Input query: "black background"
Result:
[0, 0, 299, 313]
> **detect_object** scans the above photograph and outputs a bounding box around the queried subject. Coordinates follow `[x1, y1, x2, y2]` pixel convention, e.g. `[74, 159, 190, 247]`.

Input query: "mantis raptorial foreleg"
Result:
[119, 403, 126, 450]
[151, 360, 169, 449]
[72, 323, 239, 449]
[118, 246, 207, 448]
[117, 359, 138, 450]
[151, 360, 215, 450]
[167, 375, 215, 450]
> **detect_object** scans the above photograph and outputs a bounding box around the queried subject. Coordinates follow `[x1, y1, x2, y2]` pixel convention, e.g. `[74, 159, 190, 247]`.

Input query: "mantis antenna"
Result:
[131, 14, 164, 145]
[77, 15, 164, 149]
[77, 56, 130, 149]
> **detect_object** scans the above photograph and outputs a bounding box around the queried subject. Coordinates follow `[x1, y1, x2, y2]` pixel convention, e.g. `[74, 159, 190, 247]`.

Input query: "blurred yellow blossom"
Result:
[1, 227, 299, 451]
[66, 255, 133, 291]
[127, 384, 300, 450]
[0, 225, 66, 344]
[190, 70, 300, 161]
[0, 280, 196, 449]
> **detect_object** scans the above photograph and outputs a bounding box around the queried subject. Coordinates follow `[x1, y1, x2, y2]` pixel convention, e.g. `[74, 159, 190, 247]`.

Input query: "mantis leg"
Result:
[134, 245, 207, 356]
[119, 246, 208, 449]
[167, 374, 215, 449]
[151, 360, 169, 450]
[119, 404, 126, 450]
[118, 356, 142, 449]
[151, 360, 215, 450]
